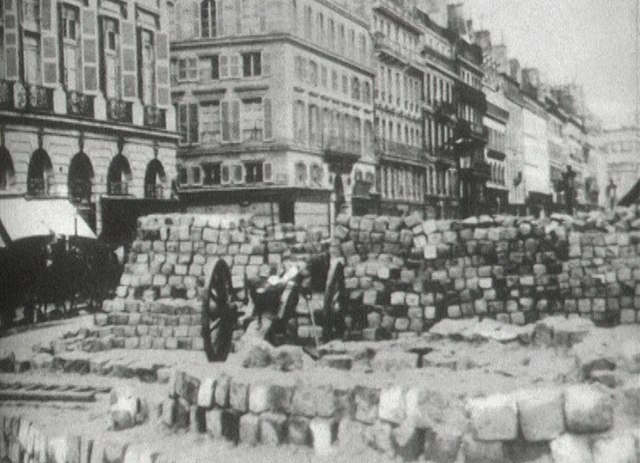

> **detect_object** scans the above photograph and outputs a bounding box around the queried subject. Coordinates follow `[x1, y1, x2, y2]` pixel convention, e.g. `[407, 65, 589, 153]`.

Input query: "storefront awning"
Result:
[0, 197, 96, 244]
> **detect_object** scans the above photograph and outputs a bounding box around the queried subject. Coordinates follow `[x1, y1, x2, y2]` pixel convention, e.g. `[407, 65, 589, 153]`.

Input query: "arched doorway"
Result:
[27, 149, 53, 196]
[68, 152, 94, 203]
[107, 154, 131, 195]
[0, 148, 15, 191]
[144, 159, 166, 198]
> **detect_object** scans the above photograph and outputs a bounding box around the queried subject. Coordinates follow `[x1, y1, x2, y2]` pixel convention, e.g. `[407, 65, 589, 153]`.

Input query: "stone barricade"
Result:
[161, 368, 640, 462]
[97, 208, 640, 351]
[330, 209, 640, 340]
[99, 213, 328, 350]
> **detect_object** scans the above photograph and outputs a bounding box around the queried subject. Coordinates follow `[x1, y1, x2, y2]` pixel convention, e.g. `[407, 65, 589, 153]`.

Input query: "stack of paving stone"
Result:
[98, 214, 327, 350]
[331, 208, 640, 340]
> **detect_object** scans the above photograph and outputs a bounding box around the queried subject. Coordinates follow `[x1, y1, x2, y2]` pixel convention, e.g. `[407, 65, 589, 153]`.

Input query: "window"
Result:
[191, 166, 201, 184]
[331, 70, 338, 91]
[179, 167, 188, 185]
[351, 77, 360, 101]
[201, 0, 217, 38]
[294, 101, 306, 143]
[144, 159, 165, 198]
[317, 12, 323, 44]
[220, 54, 240, 78]
[304, 6, 312, 40]
[102, 17, 120, 98]
[242, 52, 261, 77]
[139, 29, 155, 105]
[295, 162, 307, 185]
[338, 23, 345, 50]
[177, 103, 199, 145]
[22, 0, 39, 29]
[178, 58, 198, 81]
[242, 98, 264, 141]
[203, 163, 221, 185]
[200, 102, 221, 143]
[61, 5, 80, 91]
[363, 82, 371, 104]
[200, 55, 219, 80]
[342, 74, 348, 95]
[308, 105, 320, 147]
[320, 66, 327, 88]
[308, 61, 318, 86]
[245, 162, 263, 183]
[295, 56, 305, 81]
[221, 100, 241, 142]
[328, 19, 335, 49]
[23, 35, 41, 85]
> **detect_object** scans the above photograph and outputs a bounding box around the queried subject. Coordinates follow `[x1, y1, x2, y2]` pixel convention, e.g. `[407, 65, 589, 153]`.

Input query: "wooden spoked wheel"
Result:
[322, 260, 347, 341]
[201, 259, 235, 362]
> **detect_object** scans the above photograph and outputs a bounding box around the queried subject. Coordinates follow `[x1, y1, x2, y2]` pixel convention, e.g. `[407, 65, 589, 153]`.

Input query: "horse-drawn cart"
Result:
[200, 253, 347, 362]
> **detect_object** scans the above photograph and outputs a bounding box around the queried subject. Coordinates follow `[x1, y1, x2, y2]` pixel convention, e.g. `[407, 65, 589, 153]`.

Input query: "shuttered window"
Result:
[177, 103, 199, 145]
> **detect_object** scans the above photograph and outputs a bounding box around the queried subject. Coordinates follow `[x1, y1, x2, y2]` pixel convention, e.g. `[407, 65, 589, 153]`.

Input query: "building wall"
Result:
[596, 127, 640, 203]
[0, 0, 179, 238]
[522, 105, 550, 197]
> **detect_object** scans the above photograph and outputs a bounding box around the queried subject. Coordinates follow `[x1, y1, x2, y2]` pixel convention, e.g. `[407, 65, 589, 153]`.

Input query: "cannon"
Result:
[200, 253, 346, 362]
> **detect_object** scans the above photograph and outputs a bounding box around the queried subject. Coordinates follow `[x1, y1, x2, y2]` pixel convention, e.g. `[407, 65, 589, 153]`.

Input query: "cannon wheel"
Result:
[322, 259, 347, 341]
[201, 259, 235, 362]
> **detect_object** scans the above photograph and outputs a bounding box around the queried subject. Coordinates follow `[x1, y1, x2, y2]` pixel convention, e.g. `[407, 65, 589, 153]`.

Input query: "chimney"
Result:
[509, 58, 521, 84]
[475, 30, 492, 51]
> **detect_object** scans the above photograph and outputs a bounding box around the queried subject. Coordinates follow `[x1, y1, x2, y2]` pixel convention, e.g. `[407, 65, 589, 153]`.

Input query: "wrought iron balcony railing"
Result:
[143, 105, 167, 129]
[144, 184, 164, 199]
[107, 181, 129, 196]
[69, 179, 92, 203]
[375, 138, 423, 161]
[66, 90, 95, 118]
[106, 99, 133, 124]
[323, 136, 362, 157]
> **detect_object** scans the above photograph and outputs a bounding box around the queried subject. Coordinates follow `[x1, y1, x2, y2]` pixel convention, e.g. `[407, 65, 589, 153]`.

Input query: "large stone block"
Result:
[592, 434, 637, 463]
[516, 388, 564, 442]
[229, 380, 249, 412]
[353, 386, 380, 424]
[550, 434, 594, 463]
[196, 377, 216, 409]
[564, 385, 613, 433]
[378, 386, 406, 424]
[370, 351, 418, 371]
[310, 418, 337, 456]
[292, 385, 335, 417]
[467, 394, 518, 441]
[287, 416, 311, 446]
[260, 412, 287, 445]
[364, 420, 393, 454]
[392, 419, 425, 461]
[249, 383, 293, 414]
[239, 414, 260, 446]
[463, 435, 506, 463]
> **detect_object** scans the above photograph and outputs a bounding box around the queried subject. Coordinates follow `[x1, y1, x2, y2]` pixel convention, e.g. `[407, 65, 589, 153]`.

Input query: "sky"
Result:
[461, 0, 639, 129]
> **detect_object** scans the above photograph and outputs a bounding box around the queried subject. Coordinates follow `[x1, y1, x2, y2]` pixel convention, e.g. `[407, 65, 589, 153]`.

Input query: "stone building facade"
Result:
[0, 0, 178, 243]
[595, 126, 640, 206]
[170, 0, 375, 235]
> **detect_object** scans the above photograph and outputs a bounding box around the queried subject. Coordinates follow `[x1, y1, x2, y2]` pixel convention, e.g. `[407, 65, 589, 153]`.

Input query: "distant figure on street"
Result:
[606, 178, 617, 210]
[562, 166, 577, 215]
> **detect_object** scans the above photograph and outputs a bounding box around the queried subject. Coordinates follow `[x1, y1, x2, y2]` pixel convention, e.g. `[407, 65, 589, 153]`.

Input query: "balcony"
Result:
[434, 102, 458, 123]
[145, 184, 164, 199]
[323, 136, 362, 174]
[107, 181, 129, 196]
[69, 179, 92, 203]
[375, 138, 423, 162]
[27, 178, 48, 197]
[456, 120, 488, 144]
[455, 81, 486, 111]
[26, 84, 54, 112]
[373, 0, 422, 33]
[106, 99, 133, 124]
[373, 33, 419, 66]
[66, 90, 95, 118]
[143, 105, 167, 129]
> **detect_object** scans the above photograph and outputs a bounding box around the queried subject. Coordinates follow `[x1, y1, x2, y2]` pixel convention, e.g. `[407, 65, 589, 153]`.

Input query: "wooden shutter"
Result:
[263, 98, 272, 140]
[261, 51, 270, 75]
[41, 0, 58, 86]
[231, 101, 240, 141]
[178, 104, 188, 144]
[3, 0, 19, 80]
[221, 101, 230, 141]
[121, 20, 137, 99]
[221, 165, 230, 184]
[263, 162, 273, 183]
[81, 8, 98, 93]
[189, 103, 199, 144]
[229, 54, 239, 77]
[155, 32, 170, 107]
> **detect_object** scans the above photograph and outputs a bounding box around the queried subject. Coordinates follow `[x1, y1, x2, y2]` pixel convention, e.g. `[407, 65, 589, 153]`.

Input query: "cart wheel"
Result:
[322, 260, 347, 341]
[201, 259, 235, 362]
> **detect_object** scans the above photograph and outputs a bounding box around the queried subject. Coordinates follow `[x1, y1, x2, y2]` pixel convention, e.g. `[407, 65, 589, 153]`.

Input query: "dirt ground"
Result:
[1, 316, 638, 462]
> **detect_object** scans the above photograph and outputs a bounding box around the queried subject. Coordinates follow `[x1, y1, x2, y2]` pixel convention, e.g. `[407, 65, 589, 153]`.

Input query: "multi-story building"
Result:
[171, 0, 375, 234]
[595, 126, 640, 206]
[452, 35, 489, 217]
[545, 98, 569, 207]
[418, 9, 460, 219]
[368, 0, 427, 217]
[521, 92, 551, 215]
[0, 0, 178, 243]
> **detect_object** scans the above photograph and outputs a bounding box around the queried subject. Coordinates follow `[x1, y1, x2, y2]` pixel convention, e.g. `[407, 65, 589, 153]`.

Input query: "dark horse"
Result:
[0, 236, 122, 329]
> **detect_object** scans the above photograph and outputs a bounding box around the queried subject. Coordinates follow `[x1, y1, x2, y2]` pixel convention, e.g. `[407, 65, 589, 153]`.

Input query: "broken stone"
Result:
[564, 385, 613, 433]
